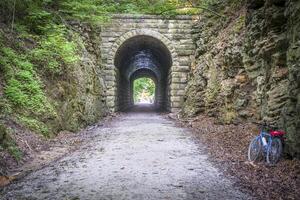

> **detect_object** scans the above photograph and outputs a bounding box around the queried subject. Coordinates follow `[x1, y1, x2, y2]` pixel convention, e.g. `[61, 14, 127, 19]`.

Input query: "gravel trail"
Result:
[0, 105, 251, 200]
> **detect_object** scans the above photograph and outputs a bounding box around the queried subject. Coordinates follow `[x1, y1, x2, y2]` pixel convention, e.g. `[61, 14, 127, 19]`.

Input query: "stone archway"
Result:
[109, 30, 178, 111]
[107, 29, 179, 66]
[100, 15, 195, 112]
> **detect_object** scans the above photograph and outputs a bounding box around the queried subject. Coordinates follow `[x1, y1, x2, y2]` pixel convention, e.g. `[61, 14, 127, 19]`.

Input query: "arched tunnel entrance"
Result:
[114, 35, 172, 111]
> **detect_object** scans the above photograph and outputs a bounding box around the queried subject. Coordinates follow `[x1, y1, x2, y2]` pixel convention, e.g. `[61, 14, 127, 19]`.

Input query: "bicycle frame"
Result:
[258, 130, 273, 154]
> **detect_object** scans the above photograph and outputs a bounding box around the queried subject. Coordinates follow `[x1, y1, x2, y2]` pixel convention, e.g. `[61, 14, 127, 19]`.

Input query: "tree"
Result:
[133, 78, 155, 103]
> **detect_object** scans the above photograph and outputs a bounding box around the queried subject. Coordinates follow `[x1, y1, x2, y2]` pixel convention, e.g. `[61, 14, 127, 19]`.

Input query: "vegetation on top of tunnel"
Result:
[134, 78, 155, 104]
[59, 0, 221, 23]
[59, 0, 245, 24]
[0, 0, 240, 27]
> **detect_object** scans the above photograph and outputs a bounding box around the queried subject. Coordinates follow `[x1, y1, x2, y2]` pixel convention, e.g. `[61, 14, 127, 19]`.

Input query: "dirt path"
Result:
[0, 105, 251, 200]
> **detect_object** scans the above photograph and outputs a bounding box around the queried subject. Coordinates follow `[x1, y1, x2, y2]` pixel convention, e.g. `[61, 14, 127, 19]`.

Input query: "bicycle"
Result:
[248, 122, 286, 165]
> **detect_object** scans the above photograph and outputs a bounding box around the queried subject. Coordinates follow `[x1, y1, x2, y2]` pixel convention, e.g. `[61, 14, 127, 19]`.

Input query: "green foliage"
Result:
[17, 116, 50, 137]
[0, 0, 55, 25]
[30, 25, 79, 74]
[0, 98, 12, 118]
[0, 124, 8, 146]
[0, 47, 54, 115]
[0, 124, 23, 161]
[25, 9, 53, 34]
[0, 1, 79, 138]
[6, 142, 23, 161]
[59, 0, 217, 24]
[0, 44, 57, 136]
[1, 0, 228, 27]
[59, 0, 115, 23]
[133, 78, 155, 103]
[233, 15, 245, 33]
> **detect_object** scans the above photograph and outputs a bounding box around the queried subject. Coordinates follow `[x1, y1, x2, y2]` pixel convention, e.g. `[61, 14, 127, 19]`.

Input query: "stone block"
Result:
[106, 95, 116, 102]
[170, 96, 183, 102]
[171, 107, 180, 113]
[172, 65, 190, 72]
[106, 89, 116, 96]
[105, 75, 115, 81]
[104, 70, 116, 77]
[106, 100, 115, 108]
[172, 76, 188, 83]
[105, 64, 115, 70]
[177, 50, 194, 56]
[105, 80, 116, 87]
[101, 32, 122, 37]
[170, 83, 186, 90]
[178, 57, 192, 66]
[171, 72, 188, 79]
[170, 90, 185, 96]
[171, 101, 182, 108]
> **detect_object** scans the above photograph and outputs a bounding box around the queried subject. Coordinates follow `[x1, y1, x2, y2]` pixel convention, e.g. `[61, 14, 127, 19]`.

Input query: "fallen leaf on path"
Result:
[0, 175, 15, 187]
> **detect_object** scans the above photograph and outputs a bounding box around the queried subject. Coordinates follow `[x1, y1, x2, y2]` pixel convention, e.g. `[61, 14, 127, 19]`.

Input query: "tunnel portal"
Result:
[101, 15, 196, 112]
[114, 35, 172, 111]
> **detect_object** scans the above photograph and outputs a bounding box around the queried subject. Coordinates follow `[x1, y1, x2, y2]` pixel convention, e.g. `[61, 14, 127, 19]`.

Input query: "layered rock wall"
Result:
[182, 0, 300, 157]
[48, 22, 107, 132]
[284, 0, 300, 156]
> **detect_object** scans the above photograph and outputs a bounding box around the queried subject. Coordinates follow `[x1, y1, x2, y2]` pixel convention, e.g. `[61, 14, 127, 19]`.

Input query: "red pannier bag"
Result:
[270, 130, 286, 137]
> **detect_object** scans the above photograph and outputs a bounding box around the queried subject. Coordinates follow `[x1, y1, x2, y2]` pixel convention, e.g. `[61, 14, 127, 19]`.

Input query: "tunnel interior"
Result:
[114, 35, 172, 111]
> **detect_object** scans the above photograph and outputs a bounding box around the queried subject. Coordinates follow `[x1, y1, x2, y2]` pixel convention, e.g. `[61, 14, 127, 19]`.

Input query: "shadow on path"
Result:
[125, 103, 159, 113]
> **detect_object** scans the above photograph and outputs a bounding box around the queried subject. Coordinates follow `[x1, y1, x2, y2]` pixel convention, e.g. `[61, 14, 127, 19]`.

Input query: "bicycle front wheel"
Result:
[248, 136, 262, 162]
[266, 137, 283, 165]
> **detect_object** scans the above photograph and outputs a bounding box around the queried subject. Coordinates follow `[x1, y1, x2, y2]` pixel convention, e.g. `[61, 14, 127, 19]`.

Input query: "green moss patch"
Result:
[0, 124, 23, 161]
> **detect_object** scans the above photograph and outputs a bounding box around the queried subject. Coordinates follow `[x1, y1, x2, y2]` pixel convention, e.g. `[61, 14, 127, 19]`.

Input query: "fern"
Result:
[30, 25, 79, 74]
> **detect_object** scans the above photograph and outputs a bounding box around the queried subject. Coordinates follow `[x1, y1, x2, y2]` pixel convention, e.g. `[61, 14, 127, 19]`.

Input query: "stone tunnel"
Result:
[114, 35, 172, 110]
[101, 15, 197, 112]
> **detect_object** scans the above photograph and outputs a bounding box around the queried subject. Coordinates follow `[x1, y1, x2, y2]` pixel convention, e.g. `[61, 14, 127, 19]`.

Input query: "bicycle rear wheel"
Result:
[267, 137, 282, 165]
[248, 136, 262, 162]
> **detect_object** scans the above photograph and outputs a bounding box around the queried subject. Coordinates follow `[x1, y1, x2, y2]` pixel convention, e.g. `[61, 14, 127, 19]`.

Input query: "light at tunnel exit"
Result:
[133, 78, 155, 104]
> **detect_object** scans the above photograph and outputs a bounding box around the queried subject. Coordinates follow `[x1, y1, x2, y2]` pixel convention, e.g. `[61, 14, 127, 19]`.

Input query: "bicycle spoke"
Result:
[267, 138, 282, 165]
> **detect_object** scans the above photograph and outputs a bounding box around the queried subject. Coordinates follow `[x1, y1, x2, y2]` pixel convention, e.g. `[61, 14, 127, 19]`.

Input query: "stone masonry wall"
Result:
[100, 15, 196, 112]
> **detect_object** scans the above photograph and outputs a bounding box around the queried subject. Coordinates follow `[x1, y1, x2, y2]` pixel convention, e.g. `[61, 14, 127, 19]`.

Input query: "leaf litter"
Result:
[177, 114, 300, 200]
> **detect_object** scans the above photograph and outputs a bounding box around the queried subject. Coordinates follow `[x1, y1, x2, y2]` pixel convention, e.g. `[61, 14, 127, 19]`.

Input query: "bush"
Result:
[0, 124, 22, 161]
[17, 116, 50, 137]
[30, 25, 79, 74]
[0, 45, 57, 135]
[1, 47, 54, 115]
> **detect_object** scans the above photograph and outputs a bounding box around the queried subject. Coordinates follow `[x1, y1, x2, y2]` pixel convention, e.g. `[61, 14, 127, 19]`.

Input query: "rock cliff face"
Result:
[47, 23, 107, 132]
[284, 0, 300, 157]
[0, 22, 107, 166]
[182, 0, 300, 157]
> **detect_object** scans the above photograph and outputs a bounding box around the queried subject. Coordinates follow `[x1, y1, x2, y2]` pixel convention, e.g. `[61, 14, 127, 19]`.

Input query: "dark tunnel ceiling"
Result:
[130, 68, 158, 83]
[114, 35, 172, 81]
